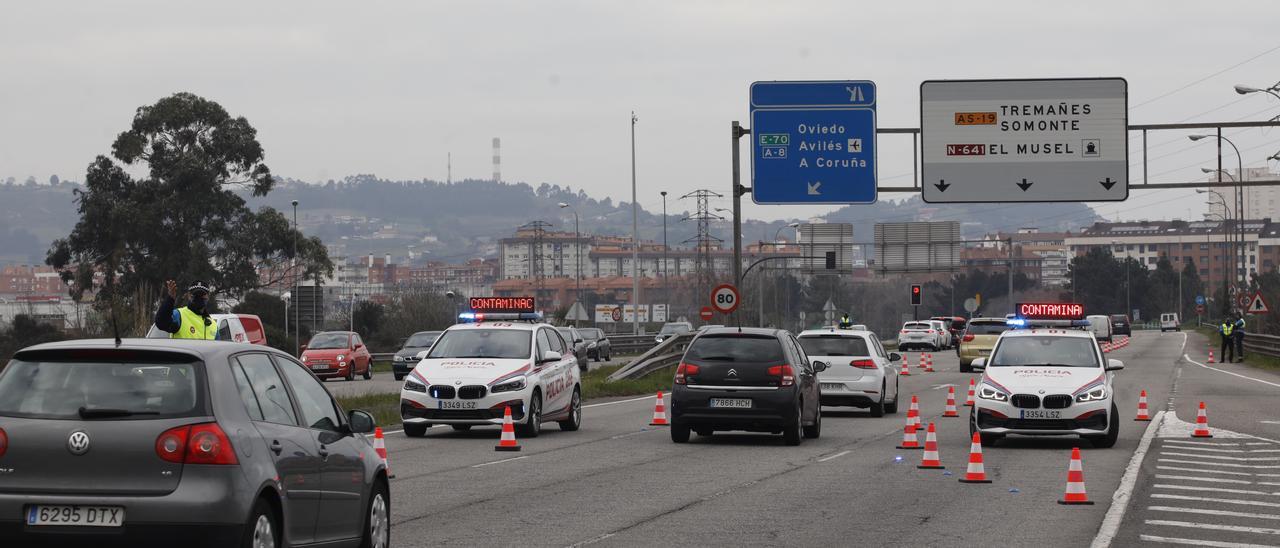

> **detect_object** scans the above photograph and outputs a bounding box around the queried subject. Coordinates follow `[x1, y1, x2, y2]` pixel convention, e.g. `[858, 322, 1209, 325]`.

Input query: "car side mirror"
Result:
[348, 410, 376, 434]
[299, 344, 308, 352]
[1106, 359, 1125, 372]
[575, 339, 584, 344]
[354, 343, 364, 350]
[889, 352, 902, 362]
[541, 350, 562, 363]
[812, 361, 829, 373]
[415, 350, 429, 360]
[971, 357, 987, 371]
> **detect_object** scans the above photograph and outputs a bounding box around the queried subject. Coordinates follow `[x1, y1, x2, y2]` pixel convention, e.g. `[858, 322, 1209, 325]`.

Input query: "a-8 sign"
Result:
[711, 284, 740, 314]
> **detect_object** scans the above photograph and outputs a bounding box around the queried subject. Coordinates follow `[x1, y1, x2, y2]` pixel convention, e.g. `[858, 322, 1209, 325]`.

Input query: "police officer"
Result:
[1219, 317, 1235, 363]
[1234, 315, 1246, 362]
[154, 280, 216, 340]
[838, 313, 852, 329]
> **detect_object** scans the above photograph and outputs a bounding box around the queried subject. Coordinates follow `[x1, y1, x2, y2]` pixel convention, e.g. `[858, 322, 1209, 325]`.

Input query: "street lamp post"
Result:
[282, 291, 290, 351]
[631, 111, 640, 335]
[1190, 134, 1246, 295]
[291, 199, 299, 356]
[1199, 181, 1236, 310]
[558, 202, 581, 326]
[350, 293, 358, 333]
[660, 191, 668, 311]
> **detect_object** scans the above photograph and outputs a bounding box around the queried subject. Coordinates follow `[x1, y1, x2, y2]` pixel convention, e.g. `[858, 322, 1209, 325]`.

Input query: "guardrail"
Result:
[1197, 318, 1280, 359]
[607, 334, 660, 356]
[608, 332, 696, 382]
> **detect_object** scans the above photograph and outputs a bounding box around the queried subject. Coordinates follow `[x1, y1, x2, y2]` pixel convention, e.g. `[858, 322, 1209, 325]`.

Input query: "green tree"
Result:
[46, 93, 332, 332]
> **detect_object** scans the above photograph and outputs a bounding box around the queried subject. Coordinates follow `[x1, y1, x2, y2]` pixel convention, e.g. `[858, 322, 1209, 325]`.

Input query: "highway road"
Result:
[364, 331, 1280, 547]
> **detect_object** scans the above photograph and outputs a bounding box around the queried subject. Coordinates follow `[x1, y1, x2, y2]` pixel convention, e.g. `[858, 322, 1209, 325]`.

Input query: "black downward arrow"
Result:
[1100, 177, 1117, 190]
[1016, 178, 1034, 192]
[935, 179, 950, 193]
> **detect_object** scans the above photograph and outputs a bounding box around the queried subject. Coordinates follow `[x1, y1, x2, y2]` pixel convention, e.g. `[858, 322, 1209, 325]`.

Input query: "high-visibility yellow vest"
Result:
[172, 306, 216, 340]
[1221, 323, 1234, 337]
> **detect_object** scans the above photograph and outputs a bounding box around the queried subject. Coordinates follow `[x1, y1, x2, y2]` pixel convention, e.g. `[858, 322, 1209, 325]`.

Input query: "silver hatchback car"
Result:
[0, 339, 390, 548]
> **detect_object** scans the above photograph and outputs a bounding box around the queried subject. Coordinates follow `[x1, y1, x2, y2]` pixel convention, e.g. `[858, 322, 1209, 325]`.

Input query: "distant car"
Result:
[929, 320, 953, 348]
[899, 321, 943, 351]
[1160, 313, 1181, 332]
[970, 327, 1123, 448]
[958, 317, 1012, 372]
[931, 316, 967, 347]
[655, 322, 693, 343]
[798, 328, 900, 417]
[579, 328, 612, 362]
[146, 313, 268, 345]
[556, 326, 589, 371]
[0, 339, 389, 548]
[393, 330, 443, 380]
[400, 318, 582, 437]
[301, 331, 374, 381]
[1085, 314, 1113, 343]
[669, 327, 825, 445]
[1110, 314, 1131, 337]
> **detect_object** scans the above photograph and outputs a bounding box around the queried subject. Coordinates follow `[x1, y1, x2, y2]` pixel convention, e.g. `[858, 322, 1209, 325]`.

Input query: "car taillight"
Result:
[0, 427, 7, 458]
[963, 334, 975, 342]
[767, 364, 795, 386]
[675, 363, 700, 385]
[850, 359, 877, 369]
[900, 330, 908, 334]
[155, 423, 238, 465]
[927, 329, 935, 334]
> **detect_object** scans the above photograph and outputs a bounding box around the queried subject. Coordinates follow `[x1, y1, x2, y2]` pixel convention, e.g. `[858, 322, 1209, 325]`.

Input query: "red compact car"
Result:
[300, 331, 374, 381]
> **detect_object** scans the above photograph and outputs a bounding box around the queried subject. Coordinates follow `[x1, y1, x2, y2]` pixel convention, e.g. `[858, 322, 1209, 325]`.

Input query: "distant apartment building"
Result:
[1065, 220, 1280, 285]
[1206, 168, 1280, 222]
[0, 265, 91, 298]
[973, 228, 1072, 286]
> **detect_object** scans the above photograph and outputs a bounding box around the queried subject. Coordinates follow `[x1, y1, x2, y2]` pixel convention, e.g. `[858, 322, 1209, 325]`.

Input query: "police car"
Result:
[400, 298, 582, 438]
[969, 303, 1124, 448]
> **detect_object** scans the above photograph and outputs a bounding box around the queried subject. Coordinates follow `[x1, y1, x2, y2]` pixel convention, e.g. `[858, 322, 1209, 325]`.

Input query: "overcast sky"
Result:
[2, 1, 1279, 225]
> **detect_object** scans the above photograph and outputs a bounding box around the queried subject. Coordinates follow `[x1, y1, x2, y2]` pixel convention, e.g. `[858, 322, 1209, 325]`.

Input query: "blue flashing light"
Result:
[1006, 318, 1028, 327]
[458, 311, 543, 323]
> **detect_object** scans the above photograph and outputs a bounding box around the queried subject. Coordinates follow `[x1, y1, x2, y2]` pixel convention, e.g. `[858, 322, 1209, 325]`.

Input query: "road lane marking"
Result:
[1160, 446, 1280, 454]
[1184, 353, 1280, 389]
[817, 450, 851, 462]
[584, 394, 660, 409]
[1152, 493, 1280, 508]
[1159, 458, 1280, 470]
[471, 456, 528, 468]
[1158, 465, 1262, 476]
[567, 533, 616, 547]
[1162, 452, 1280, 461]
[1140, 533, 1280, 547]
[609, 429, 656, 440]
[1146, 519, 1280, 536]
[1148, 506, 1280, 521]
[1092, 410, 1164, 548]
[1154, 484, 1280, 496]
[1156, 474, 1253, 484]
[1164, 440, 1251, 447]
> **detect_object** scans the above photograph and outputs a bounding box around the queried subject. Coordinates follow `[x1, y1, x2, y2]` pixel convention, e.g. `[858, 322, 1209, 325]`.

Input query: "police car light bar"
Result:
[1015, 302, 1085, 321]
[458, 311, 543, 323]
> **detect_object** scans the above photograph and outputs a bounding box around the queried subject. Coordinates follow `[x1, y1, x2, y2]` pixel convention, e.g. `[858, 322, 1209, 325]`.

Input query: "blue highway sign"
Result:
[750, 81, 877, 204]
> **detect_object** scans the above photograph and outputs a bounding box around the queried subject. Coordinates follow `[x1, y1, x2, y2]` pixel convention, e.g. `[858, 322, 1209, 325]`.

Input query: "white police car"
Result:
[969, 320, 1123, 448]
[400, 309, 582, 438]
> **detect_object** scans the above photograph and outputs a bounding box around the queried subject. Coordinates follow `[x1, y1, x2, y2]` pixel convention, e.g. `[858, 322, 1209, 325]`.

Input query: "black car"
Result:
[393, 330, 442, 380]
[1110, 314, 1131, 337]
[669, 327, 825, 445]
[556, 327, 589, 371]
[579, 328, 612, 362]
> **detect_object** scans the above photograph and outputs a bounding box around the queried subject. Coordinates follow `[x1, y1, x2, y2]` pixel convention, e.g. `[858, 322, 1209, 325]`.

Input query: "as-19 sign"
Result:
[1017, 302, 1084, 320]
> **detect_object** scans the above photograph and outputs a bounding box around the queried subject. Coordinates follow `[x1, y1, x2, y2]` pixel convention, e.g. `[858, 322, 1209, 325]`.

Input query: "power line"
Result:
[1131, 42, 1280, 110]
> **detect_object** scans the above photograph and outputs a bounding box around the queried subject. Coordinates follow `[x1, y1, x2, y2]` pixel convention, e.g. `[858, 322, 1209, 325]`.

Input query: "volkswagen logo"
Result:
[67, 431, 91, 456]
[727, 369, 738, 377]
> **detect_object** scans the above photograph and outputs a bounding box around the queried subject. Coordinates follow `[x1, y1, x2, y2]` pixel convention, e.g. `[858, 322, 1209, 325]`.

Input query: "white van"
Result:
[1160, 313, 1180, 332]
[1086, 314, 1113, 343]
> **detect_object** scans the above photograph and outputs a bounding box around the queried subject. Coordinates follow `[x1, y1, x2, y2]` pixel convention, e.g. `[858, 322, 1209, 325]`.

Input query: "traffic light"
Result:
[824, 251, 836, 270]
[911, 284, 922, 306]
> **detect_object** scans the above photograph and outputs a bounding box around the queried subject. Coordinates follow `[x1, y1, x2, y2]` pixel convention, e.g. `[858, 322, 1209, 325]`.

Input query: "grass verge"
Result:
[1192, 325, 1280, 371]
[337, 363, 676, 429]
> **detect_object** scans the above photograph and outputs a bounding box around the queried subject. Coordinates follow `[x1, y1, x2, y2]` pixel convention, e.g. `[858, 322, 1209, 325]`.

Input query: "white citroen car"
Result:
[798, 328, 900, 417]
[970, 326, 1123, 447]
[400, 317, 582, 438]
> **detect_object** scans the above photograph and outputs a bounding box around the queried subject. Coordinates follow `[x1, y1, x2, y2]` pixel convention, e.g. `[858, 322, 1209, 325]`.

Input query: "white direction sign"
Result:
[921, 78, 1128, 203]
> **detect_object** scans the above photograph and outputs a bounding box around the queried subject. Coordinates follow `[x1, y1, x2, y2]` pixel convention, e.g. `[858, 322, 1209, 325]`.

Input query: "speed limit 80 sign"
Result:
[711, 284, 740, 314]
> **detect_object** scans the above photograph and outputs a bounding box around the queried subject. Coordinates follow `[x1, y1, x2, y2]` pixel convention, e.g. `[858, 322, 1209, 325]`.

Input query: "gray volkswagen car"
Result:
[0, 339, 390, 548]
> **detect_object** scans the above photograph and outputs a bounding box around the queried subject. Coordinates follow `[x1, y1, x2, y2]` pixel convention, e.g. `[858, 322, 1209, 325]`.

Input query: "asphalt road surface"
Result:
[366, 331, 1280, 547]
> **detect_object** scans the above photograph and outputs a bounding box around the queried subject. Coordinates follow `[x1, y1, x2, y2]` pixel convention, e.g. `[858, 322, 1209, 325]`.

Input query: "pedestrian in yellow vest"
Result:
[153, 280, 216, 340]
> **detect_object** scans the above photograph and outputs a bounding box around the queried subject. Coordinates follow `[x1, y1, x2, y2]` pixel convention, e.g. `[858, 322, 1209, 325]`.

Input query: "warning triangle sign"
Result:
[1247, 292, 1270, 315]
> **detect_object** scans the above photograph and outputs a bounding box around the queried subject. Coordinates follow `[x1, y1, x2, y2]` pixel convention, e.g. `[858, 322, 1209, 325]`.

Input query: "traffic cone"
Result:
[924, 353, 936, 373]
[958, 432, 991, 483]
[495, 406, 521, 451]
[1208, 350, 1215, 364]
[918, 352, 928, 370]
[896, 422, 921, 449]
[1134, 390, 1151, 421]
[917, 423, 944, 469]
[908, 395, 921, 432]
[899, 357, 911, 376]
[1192, 402, 1213, 438]
[650, 391, 669, 426]
[373, 427, 395, 478]
[1058, 448, 1094, 505]
[964, 378, 976, 407]
[943, 386, 959, 417]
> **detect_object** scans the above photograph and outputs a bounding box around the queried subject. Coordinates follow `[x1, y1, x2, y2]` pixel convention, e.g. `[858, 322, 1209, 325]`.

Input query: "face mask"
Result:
[190, 296, 208, 313]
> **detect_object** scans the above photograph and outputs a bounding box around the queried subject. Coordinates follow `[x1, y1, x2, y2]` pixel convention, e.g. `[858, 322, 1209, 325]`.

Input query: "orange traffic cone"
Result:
[924, 353, 935, 373]
[899, 357, 911, 376]
[650, 391, 669, 426]
[917, 422, 944, 469]
[1208, 350, 1215, 364]
[373, 427, 395, 478]
[896, 422, 921, 449]
[907, 395, 921, 432]
[1134, 390, 1151, 421]
[943, 386, 959, 417]
[1192, 402, 1213, 438]
[495, 406, 521, 451]
[958, 432, 991, 483]
[1058, 447, 1093, 505]
[964, 378, 976, 407]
